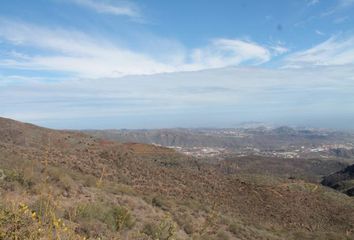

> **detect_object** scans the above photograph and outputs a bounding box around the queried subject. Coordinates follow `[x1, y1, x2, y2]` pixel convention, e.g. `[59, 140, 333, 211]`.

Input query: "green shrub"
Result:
[228, 222, 240, 235]
[152, 196, 170, 211]
[3, 169, 34, 189]
[74, 202, 134, 232]
[81, 174, 97, 187]
[141, 217, 177, 240]
[216, 230, 230, 240]
[142, 223, 158, 238]
[110, 206, 135, 231]
[103, 182, 135, 195]
[47, 166, 76, 191]
[174, 213, 194, 235]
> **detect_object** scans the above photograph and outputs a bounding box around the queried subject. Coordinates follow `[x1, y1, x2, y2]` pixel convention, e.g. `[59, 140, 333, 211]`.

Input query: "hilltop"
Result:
[0, 117, 354, 239]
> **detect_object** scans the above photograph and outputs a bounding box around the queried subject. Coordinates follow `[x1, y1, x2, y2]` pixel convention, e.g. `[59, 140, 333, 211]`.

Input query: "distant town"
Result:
[168, 143, 354, 159]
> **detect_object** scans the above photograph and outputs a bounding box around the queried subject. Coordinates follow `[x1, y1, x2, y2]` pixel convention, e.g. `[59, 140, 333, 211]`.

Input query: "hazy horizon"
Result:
[4, 115, 354, 132]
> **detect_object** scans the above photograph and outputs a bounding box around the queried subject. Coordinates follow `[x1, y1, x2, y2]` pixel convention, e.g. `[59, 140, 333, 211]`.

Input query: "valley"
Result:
[84, 127, 354, 160]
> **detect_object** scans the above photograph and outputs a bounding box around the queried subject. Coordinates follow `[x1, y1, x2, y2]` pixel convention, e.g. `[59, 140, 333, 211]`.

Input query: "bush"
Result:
[0, 206, 41, 239]
[81, 174, 97, 187]
[111, 206, 135, 231]
[174, 213, 194, 235]
[152, 196, 170, 211]
[47, 166, 76, 192]
[30, 197, 57, 219]
[216, 230, 230, 240]
[0, 203, 80, 240]
[228, 222, 240, 235]
[3, 169, 34, 189]
[74, 202, 134, 233]
[141, 217, 176, 240]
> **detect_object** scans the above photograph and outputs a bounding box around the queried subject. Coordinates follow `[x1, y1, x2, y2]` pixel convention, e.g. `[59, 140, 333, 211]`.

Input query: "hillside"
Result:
[1, 117, 354, 239]
[322, 164, 354, 196]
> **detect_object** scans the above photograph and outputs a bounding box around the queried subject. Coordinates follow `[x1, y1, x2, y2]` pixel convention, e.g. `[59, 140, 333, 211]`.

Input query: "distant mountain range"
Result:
[83, 126, 354, 148]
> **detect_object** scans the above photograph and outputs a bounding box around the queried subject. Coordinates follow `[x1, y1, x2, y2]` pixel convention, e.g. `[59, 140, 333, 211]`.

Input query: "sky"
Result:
[0, 0, 354, 129]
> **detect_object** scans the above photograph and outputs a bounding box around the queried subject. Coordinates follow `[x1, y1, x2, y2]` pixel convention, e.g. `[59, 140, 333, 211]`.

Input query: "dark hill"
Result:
[322, 164, 354, 196]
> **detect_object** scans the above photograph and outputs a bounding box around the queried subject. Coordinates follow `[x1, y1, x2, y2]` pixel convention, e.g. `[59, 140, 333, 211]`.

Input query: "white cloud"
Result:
[0, 20, 282, 77]
[187, 39, 271, 70]
[315, 30, 325, 36]
[283, 35, 354, 68]
[0, 19, 175, 77]
[307, 0, 320, 6]
[71, 0, 140, 18]
[270, 45, 289, 56]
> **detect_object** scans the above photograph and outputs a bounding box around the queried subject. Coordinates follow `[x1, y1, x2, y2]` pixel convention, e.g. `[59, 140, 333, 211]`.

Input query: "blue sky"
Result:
[0, 0, 354, 129]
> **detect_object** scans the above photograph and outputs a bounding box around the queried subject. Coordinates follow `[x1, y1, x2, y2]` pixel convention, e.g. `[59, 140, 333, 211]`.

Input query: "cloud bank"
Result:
[0, 20, 285, 78]
[1, 66, 354, 129]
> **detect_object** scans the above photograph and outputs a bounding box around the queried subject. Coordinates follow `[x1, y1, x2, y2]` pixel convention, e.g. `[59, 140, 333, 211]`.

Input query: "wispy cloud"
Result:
[333, 16, 349, 24]
[188, 39, 272, 70]
[296, 0, 352, 27]
[315, 30, 325, 35]
[283, 35, 354, 68]
[307, 0, 320, 6]
[70, 0, 140, 18]
[0, 20, 283, 78]
[322, 0, 354, 16]
[270, 44, 289, 56]
[0, 19, 176, 77]
[338, 0, 354, 8]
